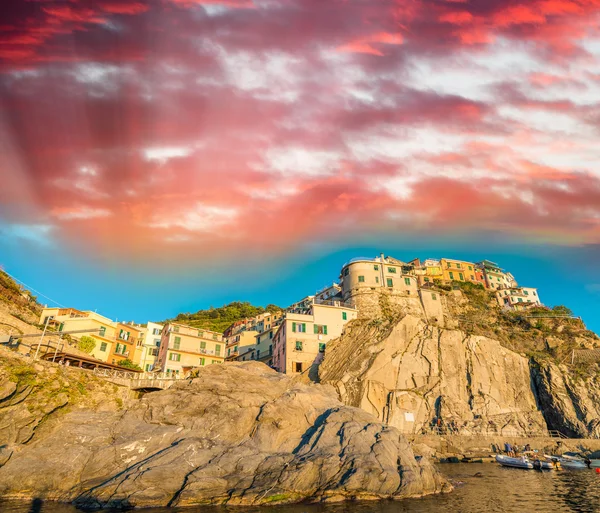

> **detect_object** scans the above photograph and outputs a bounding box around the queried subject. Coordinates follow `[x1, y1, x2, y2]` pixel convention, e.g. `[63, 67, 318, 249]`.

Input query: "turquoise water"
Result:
[2, 463, 600, 513]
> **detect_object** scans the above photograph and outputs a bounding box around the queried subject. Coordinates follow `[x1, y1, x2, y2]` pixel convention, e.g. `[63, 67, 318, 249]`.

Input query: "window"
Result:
[342, 311, 347, 320]
[154, 339, 161, 346]
[100, 342, 107, 352]
[518, 298, 523, 303]
[151, 349, 159, 356]
[169, 352, 181, 361]
[533, 291, 537, 296]
[115, 343, 127, 355]
[145, 364, 151, 371]
[227, 348, 231, 356]
[269, 331, 273, 339]
[388, 267, 397, 273]
[459, 273, 464, 281]
[173, 325, 179, 332]
[374, 264, 379, 271]
[215, 344, 221, 356]
[468, 266, 473, 271]
[314, 325, 328, 335]
[153, 328, 161, 335]
[292, 322, 306, 333]
[470, 275, 475, 280]
[200, 341, 206, 349]
[344, 268, 349, 276]
[404, 277, 411, 286]
[449, 272, 454, 280]
[173, 336, 181, 350]
[387, 278, 393, 287]
[199, 357, 205, 366]
[457, 263, 462, 269]
[212, 334, 218, 340]
[432, 293, 437, 300]
[319, 343, 326, 353]
[99, 326, 106, 336]
[234, 345, 238, 352]
[269, 344, 272, 355]
[358, 275, 365, 283]
[524, 291, 529, 296]
[294, 362, 303, 373]
[119, 329, 130, 341]
[256, 350, 260, 359]
[375, 276, 379, 283]
[58, 323, 65, 332]
[424, 277, 430, 283]
[295, 341, 303, 351]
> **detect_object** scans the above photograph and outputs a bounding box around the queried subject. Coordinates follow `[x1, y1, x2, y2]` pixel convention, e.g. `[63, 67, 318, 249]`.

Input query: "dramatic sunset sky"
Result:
[1, 0, 599, 329]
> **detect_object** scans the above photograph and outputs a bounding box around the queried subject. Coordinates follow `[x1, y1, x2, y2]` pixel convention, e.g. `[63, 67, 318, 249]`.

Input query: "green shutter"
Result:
[292, 322, 296, 333]
[323, 325, 327, 335]
[342, 312, 347, 320]
[314, 324, 318, 334]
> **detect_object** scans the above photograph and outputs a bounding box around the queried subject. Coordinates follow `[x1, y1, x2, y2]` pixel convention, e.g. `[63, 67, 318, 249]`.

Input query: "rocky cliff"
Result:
[0, 349, 448, 508]
[320, 286, 600, 439]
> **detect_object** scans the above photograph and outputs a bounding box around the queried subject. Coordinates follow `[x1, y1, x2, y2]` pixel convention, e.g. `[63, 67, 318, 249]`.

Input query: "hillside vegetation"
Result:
[164, 301, 281, 333]
[0, 270, 42, 326]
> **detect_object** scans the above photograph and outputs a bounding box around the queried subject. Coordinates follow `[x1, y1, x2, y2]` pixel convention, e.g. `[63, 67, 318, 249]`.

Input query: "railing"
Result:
[92, 368, 186, 381]
[313, 298, 356, 309]
[416, 426, 560, 438]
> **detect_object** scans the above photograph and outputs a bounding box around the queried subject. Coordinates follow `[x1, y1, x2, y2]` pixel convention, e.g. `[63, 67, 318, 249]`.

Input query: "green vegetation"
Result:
[165, 301, 282, 333]
[117, 359, 142, 371]
[77, 336, 96, 354]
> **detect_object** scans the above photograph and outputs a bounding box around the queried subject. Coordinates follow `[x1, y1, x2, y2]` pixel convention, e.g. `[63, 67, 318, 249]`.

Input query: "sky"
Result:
[1, 0, 599, 331]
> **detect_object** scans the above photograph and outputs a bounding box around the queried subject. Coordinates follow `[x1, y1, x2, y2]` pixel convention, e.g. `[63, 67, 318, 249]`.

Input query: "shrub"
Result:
[117, 359, 142, 371]
[77, 336, 96, 354]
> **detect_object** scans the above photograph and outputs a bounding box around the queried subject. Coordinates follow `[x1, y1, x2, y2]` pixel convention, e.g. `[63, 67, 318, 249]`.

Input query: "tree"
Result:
[77, 336, 96, 354]
[552, 305, 574, 317]
[117, 359, 142, 371]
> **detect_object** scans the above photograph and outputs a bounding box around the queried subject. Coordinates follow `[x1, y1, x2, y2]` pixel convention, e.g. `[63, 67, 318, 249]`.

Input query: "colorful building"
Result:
[137, 321, 163, 371]
[479, 260, 517, 291]
[340, 255, 419, 301]
[107, 322, 145, 366]
[157, 322, 225, 376]
[440, 258, 479, 284]
[496, 287, 541, 310]
[39, 307, 118, 362]
[272, 298, 357, 374]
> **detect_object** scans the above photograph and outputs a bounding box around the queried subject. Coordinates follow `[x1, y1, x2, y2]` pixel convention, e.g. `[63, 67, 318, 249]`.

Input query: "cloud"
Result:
[51, 207, 112, 221]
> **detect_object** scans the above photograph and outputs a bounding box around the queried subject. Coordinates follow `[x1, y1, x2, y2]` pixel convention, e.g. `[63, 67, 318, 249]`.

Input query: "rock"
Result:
[319, 315, 547, 436]
[0, 359, 449, 507]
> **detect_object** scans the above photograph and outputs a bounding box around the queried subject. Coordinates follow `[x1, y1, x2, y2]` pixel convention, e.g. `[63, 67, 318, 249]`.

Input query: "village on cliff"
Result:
[32, 255, 544, 378]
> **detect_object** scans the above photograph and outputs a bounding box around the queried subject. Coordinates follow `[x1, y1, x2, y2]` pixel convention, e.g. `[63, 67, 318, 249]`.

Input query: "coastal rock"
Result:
[0, 355, 449, 507]
[531, 359, 600, 438]
[319, 315, 547, 436]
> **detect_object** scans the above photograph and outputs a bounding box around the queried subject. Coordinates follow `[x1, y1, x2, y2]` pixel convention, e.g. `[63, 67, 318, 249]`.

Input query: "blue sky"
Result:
[2, 233, 599, 333]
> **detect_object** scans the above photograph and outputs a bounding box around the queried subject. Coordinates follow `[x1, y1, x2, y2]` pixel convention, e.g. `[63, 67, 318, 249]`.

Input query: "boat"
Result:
[532, 459, 554, 470]
[495, 454, 534, 469]
[589, 459, 600, 468]
[546, 454, 588, 470]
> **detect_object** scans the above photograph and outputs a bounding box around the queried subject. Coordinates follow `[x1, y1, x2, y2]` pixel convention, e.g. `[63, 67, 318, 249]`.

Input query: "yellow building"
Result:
[157, 322, 225, 376]
[226, 329, 258, 360]
[108, 322, 145, 366]
[417, 258, 444, 286]
[440, 258, 479, 284]
[39, 307, 117, 362]
[137, 322, 163, 372]
[340, 255, 419, 301]
[272, 298, 357, 375]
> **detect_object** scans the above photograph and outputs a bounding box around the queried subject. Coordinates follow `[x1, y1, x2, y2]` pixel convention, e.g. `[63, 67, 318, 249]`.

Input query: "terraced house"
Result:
[157, 322, 224, 376]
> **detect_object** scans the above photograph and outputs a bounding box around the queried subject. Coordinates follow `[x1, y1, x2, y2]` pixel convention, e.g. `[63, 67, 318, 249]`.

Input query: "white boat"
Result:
[546, 454, 589, 470]
[496, 454, 534, 469]
[559, 458, 588, 470]
[589, 459, 600, 468]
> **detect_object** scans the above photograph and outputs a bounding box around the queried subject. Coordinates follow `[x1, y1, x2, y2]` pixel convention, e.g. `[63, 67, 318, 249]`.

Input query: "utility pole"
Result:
[34, 316, 50, 360]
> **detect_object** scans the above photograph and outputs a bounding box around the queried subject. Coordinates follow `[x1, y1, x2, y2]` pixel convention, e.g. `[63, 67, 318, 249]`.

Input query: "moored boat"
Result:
[496, 454, 534, 469]
[533, 459, 554, 470]
[559, 458, 588, 470]
[589, 459, 600, 468]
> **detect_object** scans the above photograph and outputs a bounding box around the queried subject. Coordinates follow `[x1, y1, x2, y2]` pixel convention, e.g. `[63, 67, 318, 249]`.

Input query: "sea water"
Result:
[2, 463, 599, 513]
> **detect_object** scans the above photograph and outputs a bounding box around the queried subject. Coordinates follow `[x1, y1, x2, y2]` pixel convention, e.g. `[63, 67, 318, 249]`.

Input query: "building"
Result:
[157, 322, 225, 376]
[340, 255, 419, 301]
[137, 321, 163, 371]
[496, 287, 541, 310]
[440, 258, 479, 284]
[272, 298, 357, 374]
[226, 329, 259, 360]
[38, 307, 118, 362]
[415, 258, 444, 286]
[479, 260, 516, 291]
[107, 322, 145, 366]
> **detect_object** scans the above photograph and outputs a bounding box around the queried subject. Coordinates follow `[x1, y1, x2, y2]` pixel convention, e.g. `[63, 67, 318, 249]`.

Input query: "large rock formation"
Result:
[320, 315, 548, 436]
[0, 351, 448, 508]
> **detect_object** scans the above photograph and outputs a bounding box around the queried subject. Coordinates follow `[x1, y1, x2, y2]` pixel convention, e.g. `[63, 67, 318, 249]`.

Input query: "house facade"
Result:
[440, 258, 479, 284]
[272, 299, 357, 374]
[157, 322, 225, 376]
[496, 287, 541, 310]
[340, 256, 419, 301]
[137, 321, 163, 371]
